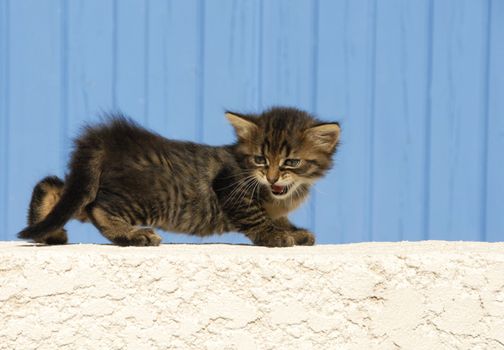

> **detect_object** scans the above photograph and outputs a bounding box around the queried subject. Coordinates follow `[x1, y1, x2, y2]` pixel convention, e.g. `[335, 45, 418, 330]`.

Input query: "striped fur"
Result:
[18, 107, 340, 247]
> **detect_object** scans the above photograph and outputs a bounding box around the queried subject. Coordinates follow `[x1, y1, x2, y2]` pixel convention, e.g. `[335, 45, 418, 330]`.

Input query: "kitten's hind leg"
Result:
[88, 206, 161, 246]
[28, 176, 68, 245]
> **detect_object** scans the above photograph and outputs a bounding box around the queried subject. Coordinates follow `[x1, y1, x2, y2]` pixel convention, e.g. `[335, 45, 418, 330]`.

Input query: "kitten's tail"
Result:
[17, 139, 104, 241]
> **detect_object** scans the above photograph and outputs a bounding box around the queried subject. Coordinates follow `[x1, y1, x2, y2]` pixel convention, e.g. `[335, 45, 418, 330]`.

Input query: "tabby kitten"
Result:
[18, 107, 340, 247]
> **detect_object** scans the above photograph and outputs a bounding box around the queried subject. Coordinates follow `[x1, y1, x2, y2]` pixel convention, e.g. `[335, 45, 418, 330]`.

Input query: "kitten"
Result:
[18, 107, 340, 247]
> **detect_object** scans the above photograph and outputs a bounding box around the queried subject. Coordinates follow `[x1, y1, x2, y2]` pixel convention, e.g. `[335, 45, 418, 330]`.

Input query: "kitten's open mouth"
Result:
[270, 184, 290, 196]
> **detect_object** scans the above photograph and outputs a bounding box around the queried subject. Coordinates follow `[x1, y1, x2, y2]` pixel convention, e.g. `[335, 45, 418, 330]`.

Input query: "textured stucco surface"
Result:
[0, 241, 503, 350]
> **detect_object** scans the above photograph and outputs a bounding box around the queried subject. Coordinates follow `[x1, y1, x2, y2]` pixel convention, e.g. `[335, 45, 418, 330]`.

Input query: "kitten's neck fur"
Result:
[262, 184, 310, 219]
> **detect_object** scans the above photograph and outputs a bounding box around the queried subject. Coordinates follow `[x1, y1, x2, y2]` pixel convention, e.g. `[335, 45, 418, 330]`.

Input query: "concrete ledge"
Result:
[1, 241, 503, 349]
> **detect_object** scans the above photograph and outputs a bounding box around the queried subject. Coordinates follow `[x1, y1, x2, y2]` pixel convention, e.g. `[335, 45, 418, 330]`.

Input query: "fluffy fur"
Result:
[18, 107, 340, 247]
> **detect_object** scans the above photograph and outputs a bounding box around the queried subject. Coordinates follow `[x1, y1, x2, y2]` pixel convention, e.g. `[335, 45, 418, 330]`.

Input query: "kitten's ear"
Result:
[226, 112, 258, 140]
[305, 122, 341, 152]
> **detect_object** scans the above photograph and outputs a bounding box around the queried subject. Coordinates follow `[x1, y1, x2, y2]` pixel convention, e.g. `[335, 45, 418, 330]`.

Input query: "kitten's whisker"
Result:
[217, 170, 255, 180]
[218, 174, 256, 192]
[241, 178, 259, 204]
[248, 182, 259, 209]
[223, 176, 257, 206]
[251, 181, 261, 204]
[223, 182, 250, 206]
[236, 179, 257, 207]
[292, 185, 303, 209]
[290, 186, 295, 208]
[245, 180, 259, 204]
[222, 174, 256, 194]
[312, 186, 328, 197]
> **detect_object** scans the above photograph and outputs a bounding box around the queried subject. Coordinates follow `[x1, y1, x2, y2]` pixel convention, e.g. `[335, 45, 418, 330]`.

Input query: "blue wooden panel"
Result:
[66, 0, 115, 129]
[260, 0, 316, 232]
[114, 0, 148, 122]
[428, 0, 489, 241]
[6, 0, 64, 240]
[486, 0, 504, 242]
[202, 0, 261, 145]
[146, 0, 200, 142]
[0, 0, 502, 244]
[371, 0, 430, 241]
[0, 0, 9, 240]
[314, 0, 376, 243]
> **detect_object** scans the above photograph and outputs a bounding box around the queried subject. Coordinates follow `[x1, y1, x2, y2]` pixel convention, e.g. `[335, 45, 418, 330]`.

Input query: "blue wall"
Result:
[0, 0, 503, 244]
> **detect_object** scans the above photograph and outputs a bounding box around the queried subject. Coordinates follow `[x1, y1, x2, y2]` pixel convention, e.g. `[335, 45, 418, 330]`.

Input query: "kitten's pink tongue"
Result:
[271, 184, 285, 194]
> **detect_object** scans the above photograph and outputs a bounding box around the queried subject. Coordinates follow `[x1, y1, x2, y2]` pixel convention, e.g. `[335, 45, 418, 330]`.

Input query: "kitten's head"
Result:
[227, 107, 340, 200]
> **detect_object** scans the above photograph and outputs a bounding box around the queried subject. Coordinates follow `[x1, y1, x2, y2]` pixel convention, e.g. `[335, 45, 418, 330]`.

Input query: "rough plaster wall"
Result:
[0, 241, 503, 350]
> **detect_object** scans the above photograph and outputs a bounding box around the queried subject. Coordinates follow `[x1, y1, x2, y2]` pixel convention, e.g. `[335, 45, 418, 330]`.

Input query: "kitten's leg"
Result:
[274, 217, 315, 246]
[87, 206, 162, 246]
[243, 222, 295, 247]
[229, 207, 298, 247]
[28, 176, 68, 245]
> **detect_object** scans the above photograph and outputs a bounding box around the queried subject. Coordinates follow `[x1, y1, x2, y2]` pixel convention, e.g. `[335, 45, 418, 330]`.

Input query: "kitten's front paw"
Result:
[116, 228, 162, 246]
[255, 232, 295, 247]
[290, 229, 315, 246]
[133, 228, 162, 246]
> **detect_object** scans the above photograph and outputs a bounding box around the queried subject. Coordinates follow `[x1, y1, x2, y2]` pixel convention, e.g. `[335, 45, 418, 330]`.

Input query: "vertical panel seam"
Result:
[162, 0, 170, 131]
[144, 1, 149, 124]
[1, 0, 10, 239]
[196, 0, 205, 142]
[481, 0, 492, 241]
[112, 0, 118, 110]
[423, 0, 434, 241]
[257, 0, 263, 109]
[367, 0, 377, 242]
[60, 0, 69, 171]
[309, 0, 319, 233]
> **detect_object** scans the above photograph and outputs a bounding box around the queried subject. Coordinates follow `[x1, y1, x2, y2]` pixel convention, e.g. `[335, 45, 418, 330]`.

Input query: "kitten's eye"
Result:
[254, 155, 267, 165]
[283, 159, 301, 167]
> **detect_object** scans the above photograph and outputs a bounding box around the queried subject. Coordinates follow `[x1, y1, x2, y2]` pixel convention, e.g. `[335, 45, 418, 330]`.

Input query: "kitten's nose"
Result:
[266, 174, 279, 184]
